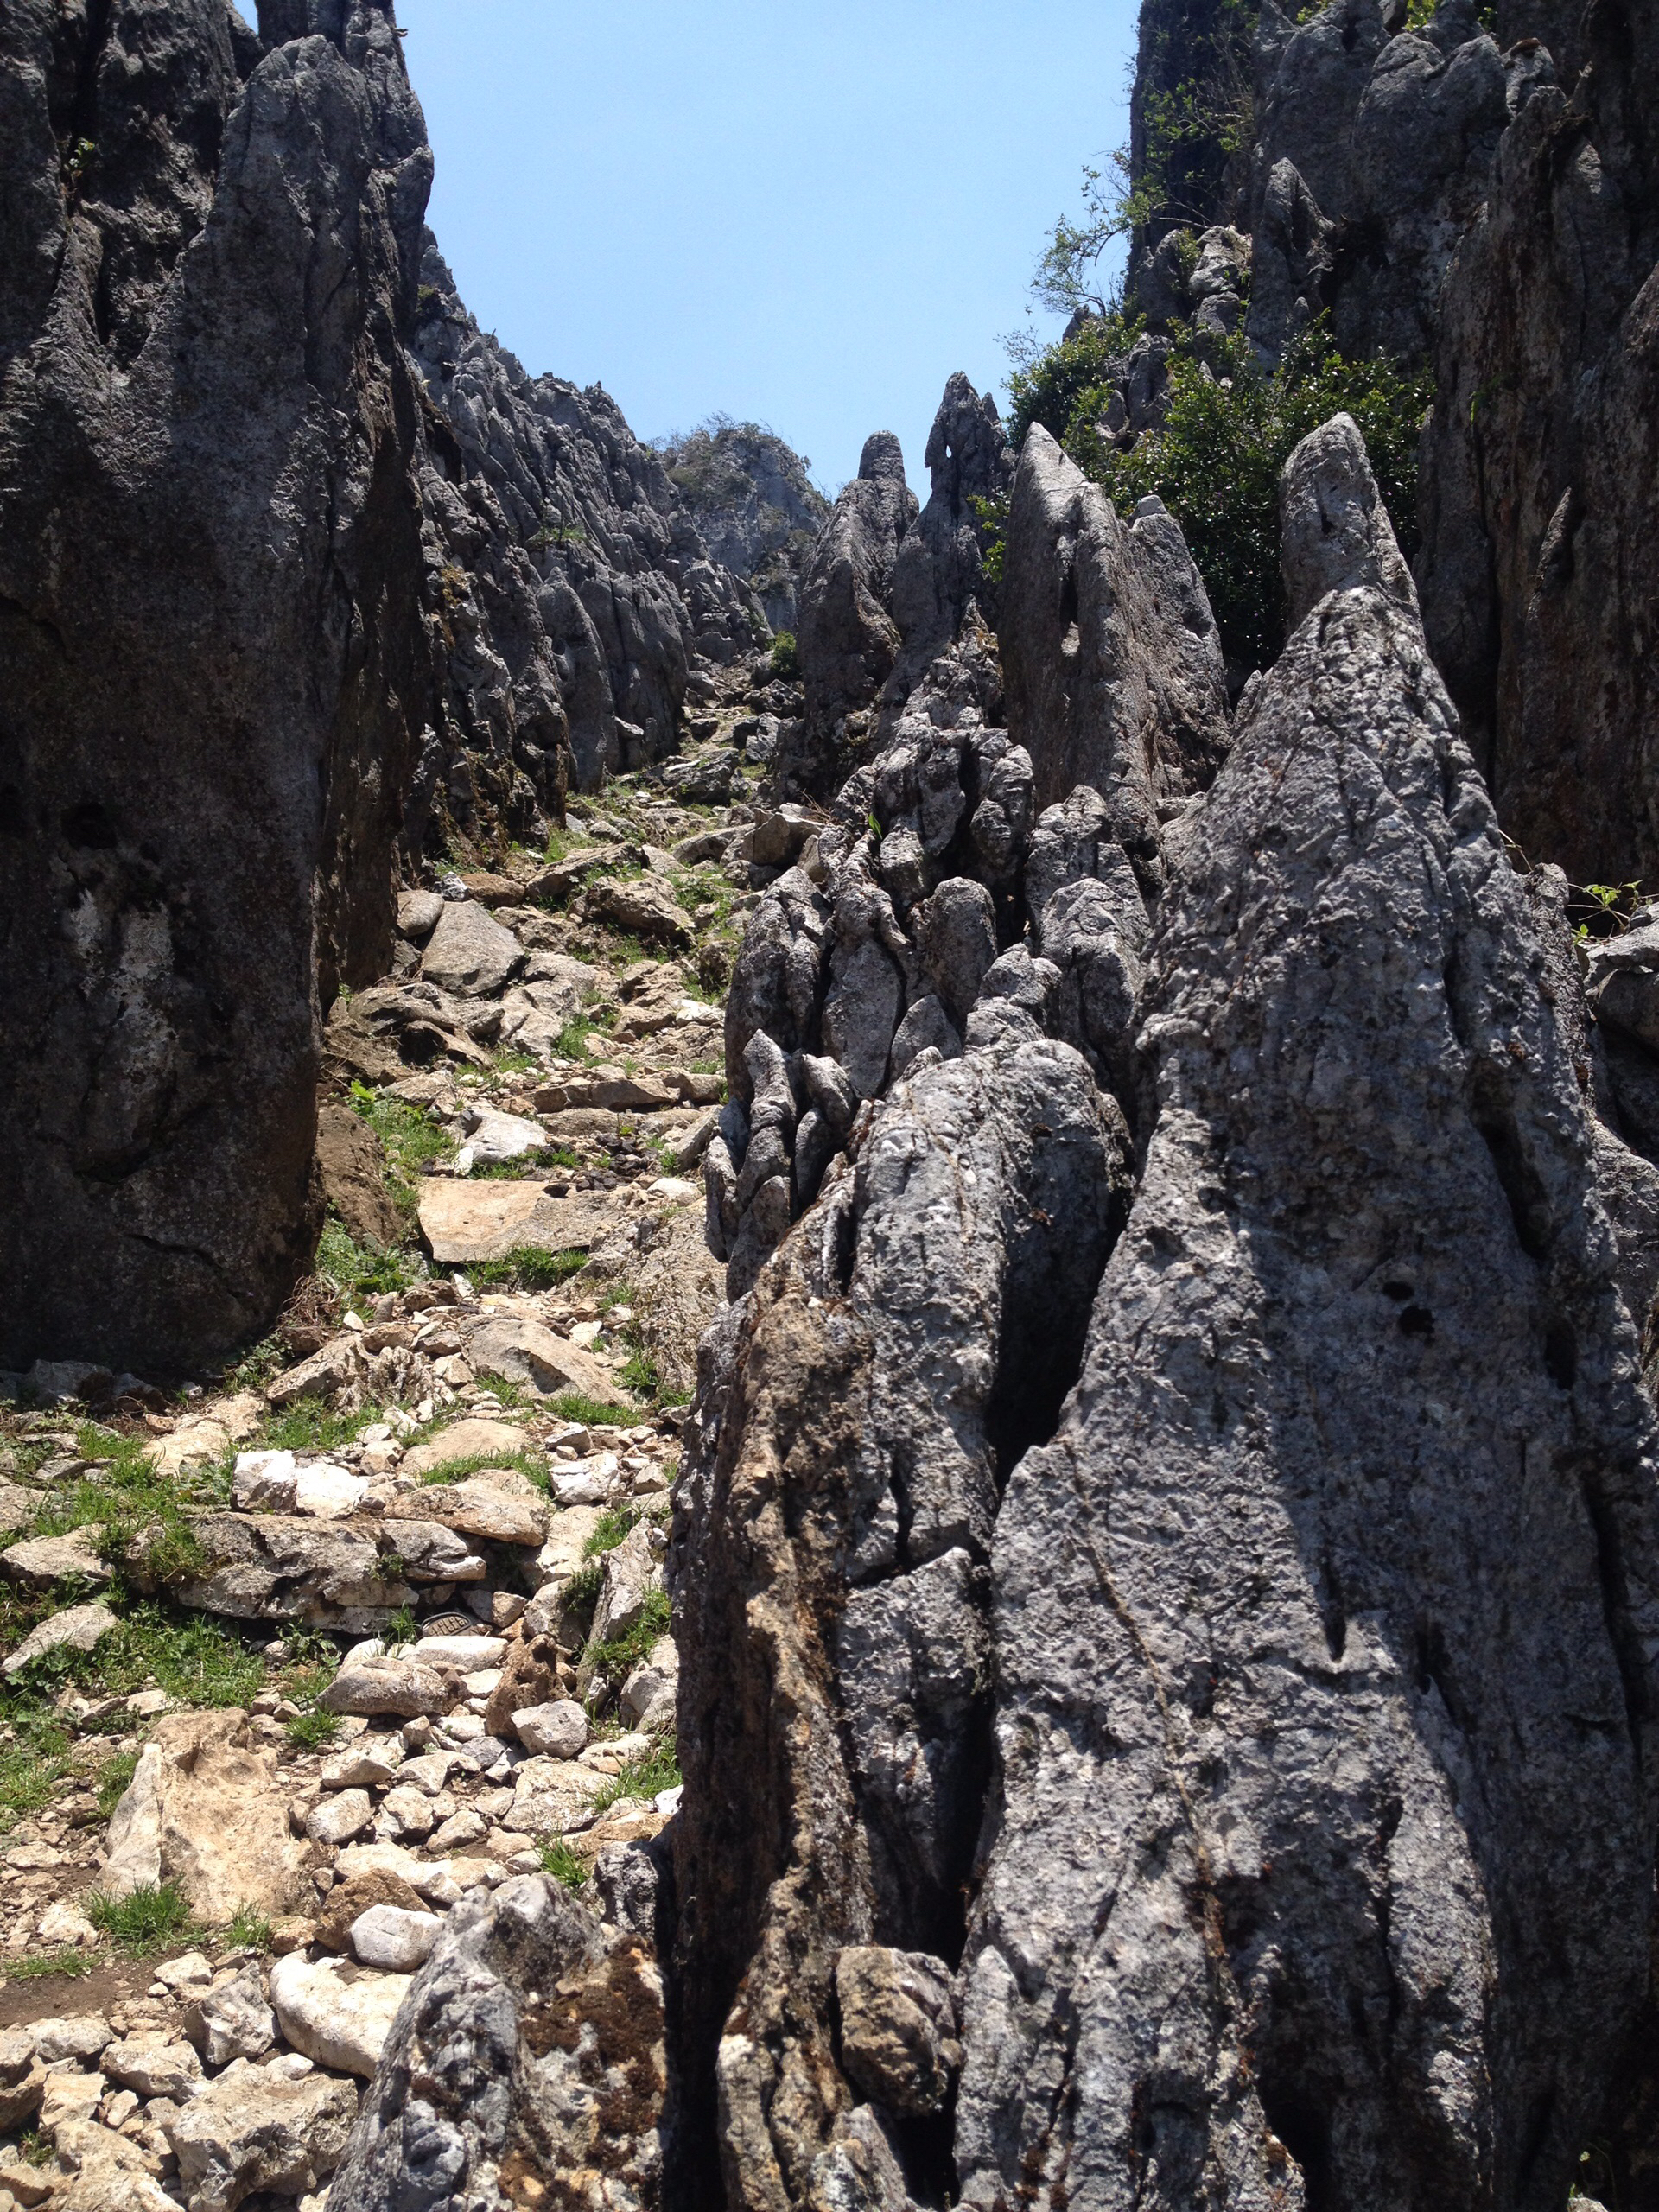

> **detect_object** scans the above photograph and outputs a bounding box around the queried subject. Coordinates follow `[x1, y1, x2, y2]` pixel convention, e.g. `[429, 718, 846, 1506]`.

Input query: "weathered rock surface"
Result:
[1001, 424, 1230, 831]
[103, 1709, 312, 1923]
[792, 432, 918, 796]
[1417, 0, 1659, 887]
[671, 1033, 1131, 2197]
[328, 1874, 665, 2212]
[656, 417, 831, 632]
[0, 0, 433, 1372]
[410, 239, 764, 804]
[268, 1953, 412, 2079]
[168, 2063, 356, 2212]
[955, 423, 1659, 2211]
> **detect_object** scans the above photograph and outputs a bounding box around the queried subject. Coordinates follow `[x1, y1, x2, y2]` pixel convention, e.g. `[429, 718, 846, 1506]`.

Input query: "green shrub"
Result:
[769, 630, 800, 681]
[1071, 320, 1430, 672]
[1007, 311, 1141, 450]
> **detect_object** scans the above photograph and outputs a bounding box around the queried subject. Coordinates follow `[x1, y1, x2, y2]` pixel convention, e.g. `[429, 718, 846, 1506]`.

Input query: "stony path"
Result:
[0, 652, 806, 2212]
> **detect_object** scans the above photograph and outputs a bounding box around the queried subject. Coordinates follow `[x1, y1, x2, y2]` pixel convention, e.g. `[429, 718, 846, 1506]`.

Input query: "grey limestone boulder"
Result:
[327, 1873, 665, 2212]
[792, 430, 918, 797]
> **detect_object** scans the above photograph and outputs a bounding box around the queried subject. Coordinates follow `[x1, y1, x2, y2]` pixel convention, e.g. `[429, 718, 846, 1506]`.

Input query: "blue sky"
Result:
[397, 0, 1136, 496]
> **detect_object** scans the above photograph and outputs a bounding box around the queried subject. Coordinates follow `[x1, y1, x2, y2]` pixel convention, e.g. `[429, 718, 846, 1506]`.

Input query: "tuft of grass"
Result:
[538, 1837, 592, 1890]
[547, 1391, 651, 1430]
[417, 1446, 548, 1493]
[589, 1736, 680, 1815]
[561, 1560, 603, 1613]
[583, 1503, 643, 1560]
[316, 1217, 421, 1306]
[0, 1723, 71, 1827]
[224, 1904, 273, 1951]
[86, 1879, 194, 1956]
[96, 1749, 141, 1819]
[587, 1586, 671, 1679]
[347, 1080, 456, 1192]
[8, 1948, 99, 1980]
[284, 1708, 340, 1751]
[255, 1401, 379, 1455]
[468, 1246, 588, 1293]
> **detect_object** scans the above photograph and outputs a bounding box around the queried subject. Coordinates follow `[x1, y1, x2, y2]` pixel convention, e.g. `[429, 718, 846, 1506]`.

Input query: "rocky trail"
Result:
[0, 658, 817, 2209]
[4, 0, 1659, 2208]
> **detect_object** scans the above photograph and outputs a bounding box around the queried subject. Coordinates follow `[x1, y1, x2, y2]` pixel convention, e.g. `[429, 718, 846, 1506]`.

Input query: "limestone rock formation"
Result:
[410, 239, 765, 810]
[0, 0, 432, 1372]
[663, 417, 1659, 2210]
[1416, 0, 1659, 885]
[791, 431, 918, 796]
[1000, 424, 1230, 836]
[328, 1871, 667, 2212]
[958, 414, 1659, 2212]
[655, 416, 831, 632]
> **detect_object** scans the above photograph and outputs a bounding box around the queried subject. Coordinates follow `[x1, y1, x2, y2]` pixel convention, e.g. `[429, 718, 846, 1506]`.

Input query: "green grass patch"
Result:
[0, 1721, 71, 1828]
[547, 1392, 650, 1430]
[255, 1401, 379, 1455]
[561, 1560, 604, 1613]
[590, 1736, 680, 1814]
[86, 1879, 194, 1956]
[8, 1948, 99, 1981]
[347, 1081, 456, 1189]
[416, 1446, 548, 1493]
[587, 1586, 671, 1678]
[96, 1749, 140, 1819]
[583, 1503, 643, 1560]
[538, 1837, 591, 1891]
[224, 1904, 274, 1951]
[11, 1605, 270, 1713]
[316, 1217, 421, 1306]
[22, 1424, 228, 1587]
[468, 1246, 588, 1294]
[284, 1707, 339, 1751]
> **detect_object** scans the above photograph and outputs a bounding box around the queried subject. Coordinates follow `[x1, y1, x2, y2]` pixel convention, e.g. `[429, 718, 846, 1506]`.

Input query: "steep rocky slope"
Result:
[4, 0, 1659, 2209]
[410, 243, 772, 821]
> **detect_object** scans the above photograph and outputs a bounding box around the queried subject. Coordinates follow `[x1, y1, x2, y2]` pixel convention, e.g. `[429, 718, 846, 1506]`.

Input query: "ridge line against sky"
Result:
[396, 0, 1136, 496]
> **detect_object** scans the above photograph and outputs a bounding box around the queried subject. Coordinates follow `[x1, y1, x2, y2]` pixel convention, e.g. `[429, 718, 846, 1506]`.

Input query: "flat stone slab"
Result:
[1, 1529, 111, 1587]
[417, 1179, 620, 1264]
[3, 1599, 118, 1677]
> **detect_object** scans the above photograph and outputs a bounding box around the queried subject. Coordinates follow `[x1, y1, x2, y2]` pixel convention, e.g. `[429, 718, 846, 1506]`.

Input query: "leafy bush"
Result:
[1068, 321, 1430, 672]
[769, 631, 800, 681]
[1007, 313, 1141, 452]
